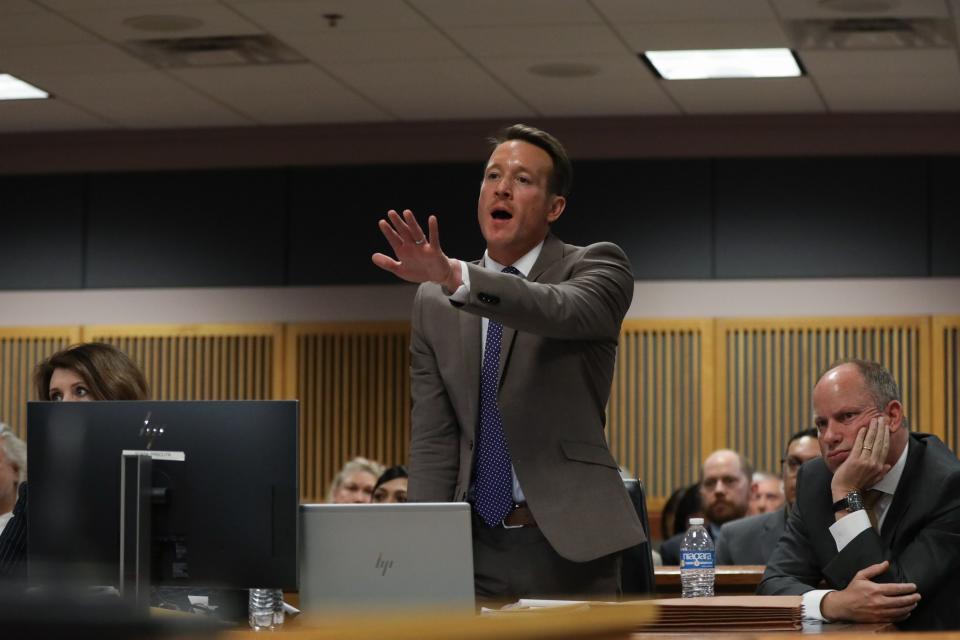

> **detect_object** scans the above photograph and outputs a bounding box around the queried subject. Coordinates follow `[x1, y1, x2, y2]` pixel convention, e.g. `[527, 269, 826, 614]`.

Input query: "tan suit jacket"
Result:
[408, 234, 645, 562]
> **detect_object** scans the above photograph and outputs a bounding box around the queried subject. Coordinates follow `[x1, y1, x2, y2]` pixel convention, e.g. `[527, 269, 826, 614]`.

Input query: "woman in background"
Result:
[327, 457, 384, 504]
[371, 465, 408, 504]
[0, 342, 148, 583]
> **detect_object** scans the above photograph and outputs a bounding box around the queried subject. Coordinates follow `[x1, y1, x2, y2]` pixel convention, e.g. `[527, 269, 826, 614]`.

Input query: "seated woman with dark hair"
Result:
[371, 465, 408, 504]
[0, 342, 148, 583]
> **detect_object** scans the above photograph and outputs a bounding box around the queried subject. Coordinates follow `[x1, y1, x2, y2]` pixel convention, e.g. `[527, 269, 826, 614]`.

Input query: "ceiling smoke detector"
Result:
[787, 17, 955, 49]
[123, 34, 305, 68]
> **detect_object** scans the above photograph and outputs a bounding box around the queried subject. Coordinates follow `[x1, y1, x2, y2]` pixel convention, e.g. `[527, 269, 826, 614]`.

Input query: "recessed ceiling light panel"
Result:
[0, 73, 49, 100]
[643, 48, 802, 80]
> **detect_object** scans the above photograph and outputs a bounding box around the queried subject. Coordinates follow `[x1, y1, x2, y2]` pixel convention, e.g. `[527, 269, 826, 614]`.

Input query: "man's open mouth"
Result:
[491, 208, 512, 220]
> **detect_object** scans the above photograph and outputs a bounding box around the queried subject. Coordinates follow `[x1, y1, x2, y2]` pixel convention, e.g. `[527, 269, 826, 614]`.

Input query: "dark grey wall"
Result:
[0, 156, 954, 290]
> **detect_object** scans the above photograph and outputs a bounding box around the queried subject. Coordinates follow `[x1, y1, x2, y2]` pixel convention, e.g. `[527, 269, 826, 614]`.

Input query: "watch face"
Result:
[846, 490, 864, 511]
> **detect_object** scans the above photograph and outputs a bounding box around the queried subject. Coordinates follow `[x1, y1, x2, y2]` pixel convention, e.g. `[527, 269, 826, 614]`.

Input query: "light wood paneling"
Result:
[0, 327, 80, 437]
[716, 317, 931, 477]
[82, 324, 284, 400]
[609, 320, 714, 507]
[933, 316, 960, 452]
[286, 323, 411, 502]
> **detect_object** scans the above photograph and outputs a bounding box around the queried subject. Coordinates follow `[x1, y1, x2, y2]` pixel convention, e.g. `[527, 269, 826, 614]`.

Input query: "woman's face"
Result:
[372, 477, 408, 504]
[331, 471, 376, 504]
[49, 368, 94, 402]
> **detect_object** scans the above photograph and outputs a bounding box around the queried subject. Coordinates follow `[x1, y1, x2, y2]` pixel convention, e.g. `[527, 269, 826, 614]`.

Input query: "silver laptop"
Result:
[299, 502, 474, 615]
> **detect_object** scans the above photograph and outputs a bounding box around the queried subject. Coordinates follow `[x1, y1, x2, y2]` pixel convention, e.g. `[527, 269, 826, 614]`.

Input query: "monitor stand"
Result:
[119, 453, 152, 611]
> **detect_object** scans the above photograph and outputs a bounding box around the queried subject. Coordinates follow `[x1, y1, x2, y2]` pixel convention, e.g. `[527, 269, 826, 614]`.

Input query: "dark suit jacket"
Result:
[407, 234, 645, 562]
[759, 433, 960, 631]
[716, 508, 786, 565]
[0, 482, 27, 584]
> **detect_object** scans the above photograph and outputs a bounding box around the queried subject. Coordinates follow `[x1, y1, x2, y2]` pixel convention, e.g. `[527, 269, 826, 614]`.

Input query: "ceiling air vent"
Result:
[786, 18, 955, 49]
[123, 34, 305, 69]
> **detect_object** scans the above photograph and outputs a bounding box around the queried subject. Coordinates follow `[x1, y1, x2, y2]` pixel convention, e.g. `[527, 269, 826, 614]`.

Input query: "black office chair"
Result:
[620, 478, 656, 597]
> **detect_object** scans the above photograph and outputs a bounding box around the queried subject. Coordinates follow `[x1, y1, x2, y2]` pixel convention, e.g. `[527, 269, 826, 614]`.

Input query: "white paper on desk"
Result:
[516, 599, 586, 608]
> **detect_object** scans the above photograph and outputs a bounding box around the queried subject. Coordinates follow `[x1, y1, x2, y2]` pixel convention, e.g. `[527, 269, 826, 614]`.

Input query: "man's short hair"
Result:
[787, 427, 818, 449]
[0, 423, 26, 483]
[700, 450, 753, 483]
[490, 123, 573, 198]
[826, 358, 903, 410]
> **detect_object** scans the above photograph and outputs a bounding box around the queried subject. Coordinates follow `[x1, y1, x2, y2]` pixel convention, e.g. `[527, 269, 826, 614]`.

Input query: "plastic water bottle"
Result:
[680, 517, 715, 598]
[249, 588, 284, 631]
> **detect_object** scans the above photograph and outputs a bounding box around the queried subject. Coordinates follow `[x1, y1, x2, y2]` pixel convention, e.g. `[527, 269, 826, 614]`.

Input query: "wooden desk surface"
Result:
[655, 565, 765, 597]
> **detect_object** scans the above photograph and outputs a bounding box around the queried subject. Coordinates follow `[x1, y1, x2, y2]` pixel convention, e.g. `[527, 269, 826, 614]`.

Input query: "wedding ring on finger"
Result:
[414, 238, 425, 246]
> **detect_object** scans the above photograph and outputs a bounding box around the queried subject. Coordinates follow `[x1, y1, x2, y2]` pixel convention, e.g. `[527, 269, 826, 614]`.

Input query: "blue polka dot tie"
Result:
[474, 265, 521, 527]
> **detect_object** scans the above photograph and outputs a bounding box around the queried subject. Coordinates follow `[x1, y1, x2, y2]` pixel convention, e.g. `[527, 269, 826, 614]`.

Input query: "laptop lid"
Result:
[299, 502, 474, 614]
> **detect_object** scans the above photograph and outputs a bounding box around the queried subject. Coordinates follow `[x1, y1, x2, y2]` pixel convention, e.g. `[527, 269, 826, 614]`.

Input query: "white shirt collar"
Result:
[483, 239, 544, 277]
[871, 439, 909, 495]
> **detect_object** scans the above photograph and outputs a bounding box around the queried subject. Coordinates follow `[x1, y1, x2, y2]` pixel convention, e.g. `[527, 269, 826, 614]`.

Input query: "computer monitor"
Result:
[27, 400, 298, 592]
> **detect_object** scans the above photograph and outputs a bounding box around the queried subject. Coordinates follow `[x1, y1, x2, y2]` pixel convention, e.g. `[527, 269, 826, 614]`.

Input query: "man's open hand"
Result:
[372, 210, 462, 291]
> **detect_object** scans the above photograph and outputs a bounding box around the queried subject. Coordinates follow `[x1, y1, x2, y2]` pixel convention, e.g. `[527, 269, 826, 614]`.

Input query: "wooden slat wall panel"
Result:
[933, 316, 960, 452]
[0, 327, 80, 438]
[608, 320, 714, 506]
[717, 317, 931, 477]
[81, 324, 283, 401]
[286, 323, 411, 503]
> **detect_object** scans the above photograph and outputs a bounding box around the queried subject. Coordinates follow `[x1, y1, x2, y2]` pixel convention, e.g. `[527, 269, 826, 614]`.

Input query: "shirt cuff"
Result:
[802, 589, 833, 621]
[829, 509, 871, 551]
[447, 260, 470, 301]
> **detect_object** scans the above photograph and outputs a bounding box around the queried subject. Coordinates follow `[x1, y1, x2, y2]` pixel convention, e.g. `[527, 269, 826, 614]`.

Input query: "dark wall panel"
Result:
[85, 170, 286, 288]
[0, 175, 84, 290]
[929, 158, 960, 277]
[560, 159, 713, 279]
[714, 157, 928, 278]
[288, 164, 485, 285]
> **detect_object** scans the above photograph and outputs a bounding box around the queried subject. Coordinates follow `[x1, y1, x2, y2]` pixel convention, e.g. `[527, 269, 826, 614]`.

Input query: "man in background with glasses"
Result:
[716, 428, 820, 564]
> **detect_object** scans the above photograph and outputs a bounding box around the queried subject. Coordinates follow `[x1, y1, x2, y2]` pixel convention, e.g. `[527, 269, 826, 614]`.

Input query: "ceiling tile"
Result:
[171, 63, 390, 124]
[593, 0, 776, 23]
[663, 77, 826, 114]
[0, 10, 99, 45]
[39, 0, 217, 9]
[409, 0, 602, 27]
[227, 0, 427, 33]
[770, 0, 950, 19]
[0, 0, 43, 14]
[26, 70, 254, 128]
[817, 73, 960, 110]
[0, 97, 111, 132]
[283, 28, 461, 64]
[482, 54, 680, 116]
[801, 48, 960, 76]
[51, 2, 262, 41]
[0, 42, 152, 74]
[617, 21, 789, 51]
[447, 25, 628, 58]
[326, 58, 535, 120]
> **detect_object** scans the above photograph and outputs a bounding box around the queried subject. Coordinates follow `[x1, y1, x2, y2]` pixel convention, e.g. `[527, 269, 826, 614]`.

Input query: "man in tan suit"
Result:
[373, 124, 644, 602]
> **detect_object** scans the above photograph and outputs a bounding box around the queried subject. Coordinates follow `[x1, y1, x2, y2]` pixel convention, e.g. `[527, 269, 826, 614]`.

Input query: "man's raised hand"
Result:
[372, 210, 461, 291]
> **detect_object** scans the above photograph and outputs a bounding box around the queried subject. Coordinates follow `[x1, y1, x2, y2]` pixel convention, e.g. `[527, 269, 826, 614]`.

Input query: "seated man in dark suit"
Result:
[716, 428, 820, 564]
[660, 449, 751, 564]
[759, 359, 960, 631]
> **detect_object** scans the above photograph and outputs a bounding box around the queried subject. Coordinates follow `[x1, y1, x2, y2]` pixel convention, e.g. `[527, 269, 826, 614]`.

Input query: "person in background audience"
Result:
[759, 359, 960, 630]
[372, 465, 408, 504]
[0, 425, 27, 535]
[660, 449, 752, 564]
[748, 471, 785, 516]
[0, 342, 149, 583]
[327, 457, 384, 504]
[661, 483, 703, 543]
[716, 428, 820, 564]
